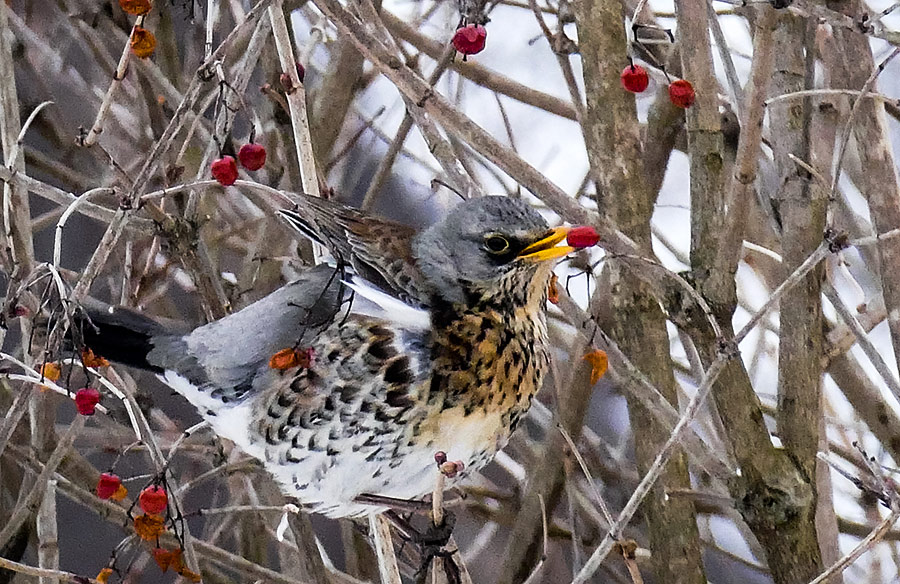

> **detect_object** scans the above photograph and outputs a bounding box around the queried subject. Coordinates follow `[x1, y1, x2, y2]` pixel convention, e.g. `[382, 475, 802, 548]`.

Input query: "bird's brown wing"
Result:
[278, 196, 432, 306]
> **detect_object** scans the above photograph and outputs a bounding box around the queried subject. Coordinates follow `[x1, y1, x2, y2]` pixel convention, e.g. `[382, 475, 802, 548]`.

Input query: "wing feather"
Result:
[277, 196, 432, 306]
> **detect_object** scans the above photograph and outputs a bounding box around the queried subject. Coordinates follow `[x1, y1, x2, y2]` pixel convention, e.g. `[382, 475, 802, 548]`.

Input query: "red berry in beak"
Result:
[566, 226, 600, 249]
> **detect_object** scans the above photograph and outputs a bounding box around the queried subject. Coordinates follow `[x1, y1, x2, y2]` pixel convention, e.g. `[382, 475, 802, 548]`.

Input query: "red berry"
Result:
[139, 485, 168, 515]
[296, 62, 305, 84]
[211, 156, 238, 186]
[620, 64, 649, 93]
[567, 226, 600, 249]
[238, 143, 267, 171]
[668, 79, 695, 109]
[96, 473, 122, 499]
[452, 24, 487, 56]
[75, 388, 101, 415]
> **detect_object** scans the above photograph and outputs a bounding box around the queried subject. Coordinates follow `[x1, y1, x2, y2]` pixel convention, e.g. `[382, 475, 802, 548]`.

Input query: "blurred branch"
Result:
[0, 555, 99, 584]
[572, 354, 732, 584]
[82, 14, 142, 147]
[709, 7, 775, 310]
[269, 0, 321, 199]
[0, 166, 154, 232]
[495, 332, 593, 584]
[36, 479, 59, 584]
[370, 513, 402, 584]
[0, 416, 84, 552]
[825, 0, 900, 377]
[72, 0, 275, 301]
[381, 12, 578, 121]
[310, 32, 365, 164]
[362, 46, 456, 210]
[313, 0, 597, 223]
[0, 2, 35, 276]
[356, 0, 485, 200]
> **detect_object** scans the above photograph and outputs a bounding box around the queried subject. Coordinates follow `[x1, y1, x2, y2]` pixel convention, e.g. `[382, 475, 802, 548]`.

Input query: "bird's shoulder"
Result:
[279, 196, 433, 306]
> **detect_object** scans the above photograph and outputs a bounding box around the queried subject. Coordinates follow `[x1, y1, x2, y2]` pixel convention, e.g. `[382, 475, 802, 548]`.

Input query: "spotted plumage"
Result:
[79, 195, 574, 517]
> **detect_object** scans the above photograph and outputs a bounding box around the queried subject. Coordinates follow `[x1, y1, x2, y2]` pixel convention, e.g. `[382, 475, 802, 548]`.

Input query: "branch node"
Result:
[416, 88, 434, 108]
[716, 338, 740, 360]
[824, 228, 850, 253]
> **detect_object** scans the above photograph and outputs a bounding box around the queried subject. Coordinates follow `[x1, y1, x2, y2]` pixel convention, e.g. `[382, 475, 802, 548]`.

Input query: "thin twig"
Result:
[0, 415, 85, 551]
[734, 241, 831, 345]
[808, 503, 900, 584]
[369, 513, 402, 584]
[82, 16, 143, 147]
[268, 0, 320, 199]
[0, 556, 99, 584]
[557, 424, 614, 526]
[823, 284, 900, 404]
[571, 356, 732, 584]
[830, 47, 900, 199]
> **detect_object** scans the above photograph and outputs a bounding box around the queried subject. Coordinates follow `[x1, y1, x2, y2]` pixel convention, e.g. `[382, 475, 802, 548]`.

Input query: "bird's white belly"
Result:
[263, 409, 509, 517]
[159, 360, 514, 518]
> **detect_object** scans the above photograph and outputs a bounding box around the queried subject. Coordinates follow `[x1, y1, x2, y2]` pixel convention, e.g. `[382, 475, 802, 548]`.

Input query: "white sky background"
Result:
[292, 2, 900, 580]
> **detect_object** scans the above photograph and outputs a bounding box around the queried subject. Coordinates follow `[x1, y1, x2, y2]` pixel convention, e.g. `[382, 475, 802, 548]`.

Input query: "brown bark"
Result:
[574, 1, 706, 582]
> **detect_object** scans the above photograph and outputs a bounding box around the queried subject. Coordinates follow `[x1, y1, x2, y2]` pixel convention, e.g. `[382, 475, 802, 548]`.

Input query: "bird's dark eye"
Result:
[484, 234, 510, 254]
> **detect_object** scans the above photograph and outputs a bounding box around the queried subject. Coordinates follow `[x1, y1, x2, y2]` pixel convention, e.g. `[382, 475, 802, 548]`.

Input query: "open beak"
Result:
[518, 227, 575, 263]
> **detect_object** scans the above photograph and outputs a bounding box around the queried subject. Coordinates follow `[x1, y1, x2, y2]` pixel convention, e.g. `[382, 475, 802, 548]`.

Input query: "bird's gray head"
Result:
[412, 196, 573, 306]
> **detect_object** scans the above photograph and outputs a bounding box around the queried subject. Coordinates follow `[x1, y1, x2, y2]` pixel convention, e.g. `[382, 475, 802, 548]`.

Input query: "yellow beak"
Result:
[518, 227, 575, 262]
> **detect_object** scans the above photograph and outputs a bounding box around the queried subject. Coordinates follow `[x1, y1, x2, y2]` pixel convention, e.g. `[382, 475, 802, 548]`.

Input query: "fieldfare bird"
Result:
[78, 194, 575, 517]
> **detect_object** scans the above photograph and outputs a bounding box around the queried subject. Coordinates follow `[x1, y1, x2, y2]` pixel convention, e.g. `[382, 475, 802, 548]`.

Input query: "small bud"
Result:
[434, 451, 447, 466]
[439, 460, 465, 478]
[296, 62, 306, 84]
[279, 73, 295, 93]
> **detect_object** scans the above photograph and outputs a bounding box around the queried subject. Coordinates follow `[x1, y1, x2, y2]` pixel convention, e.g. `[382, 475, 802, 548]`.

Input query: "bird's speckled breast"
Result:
[415, 301, 550, 468]
[248, 295, 550, 516]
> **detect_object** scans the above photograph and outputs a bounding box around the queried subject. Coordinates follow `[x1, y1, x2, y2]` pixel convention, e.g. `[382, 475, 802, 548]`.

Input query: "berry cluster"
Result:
[620, 64, 696, 109]
[211, 142, 268, 187]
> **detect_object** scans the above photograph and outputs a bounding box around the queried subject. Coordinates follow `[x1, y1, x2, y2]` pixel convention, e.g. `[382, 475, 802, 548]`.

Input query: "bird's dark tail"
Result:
[73, 303, 170, 373]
